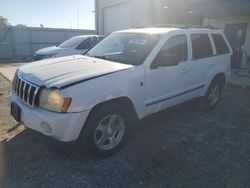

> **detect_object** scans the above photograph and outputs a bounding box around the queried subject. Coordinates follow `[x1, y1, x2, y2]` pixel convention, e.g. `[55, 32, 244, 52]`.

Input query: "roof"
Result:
[72, 35, 104, 38]
[114, 26, 221, 35]
[115, 27, 180, 35]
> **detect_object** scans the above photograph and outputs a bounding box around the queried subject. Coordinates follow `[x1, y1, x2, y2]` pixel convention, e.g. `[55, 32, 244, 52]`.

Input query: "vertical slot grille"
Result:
[12, 75, 39, 106]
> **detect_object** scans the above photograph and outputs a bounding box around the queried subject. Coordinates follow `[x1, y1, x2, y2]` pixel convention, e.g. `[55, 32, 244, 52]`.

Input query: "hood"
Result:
[35, 46, 63, 55]
[18, 55, 132, 88]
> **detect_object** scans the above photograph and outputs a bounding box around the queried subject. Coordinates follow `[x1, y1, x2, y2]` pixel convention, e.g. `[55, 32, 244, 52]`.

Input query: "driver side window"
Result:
[151, 35, 188, 69]
[160, 35, 188, 63]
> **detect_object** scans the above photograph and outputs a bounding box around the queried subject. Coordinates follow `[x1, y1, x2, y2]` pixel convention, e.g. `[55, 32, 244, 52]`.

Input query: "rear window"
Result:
[191, 34, 213, 59]
[212, 34, 229, 55]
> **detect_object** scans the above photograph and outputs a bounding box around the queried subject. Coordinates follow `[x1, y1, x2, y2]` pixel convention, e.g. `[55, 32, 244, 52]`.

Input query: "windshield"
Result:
[58, 36, 85, 48]
[86, 33, 161, 66]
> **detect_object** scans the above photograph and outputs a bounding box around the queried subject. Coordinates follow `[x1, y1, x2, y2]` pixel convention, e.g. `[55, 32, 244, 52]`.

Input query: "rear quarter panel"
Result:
[201, 31, 232, 96]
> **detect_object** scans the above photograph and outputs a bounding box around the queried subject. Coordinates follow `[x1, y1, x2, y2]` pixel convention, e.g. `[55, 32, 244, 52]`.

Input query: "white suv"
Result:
[9, 27, 232, 157]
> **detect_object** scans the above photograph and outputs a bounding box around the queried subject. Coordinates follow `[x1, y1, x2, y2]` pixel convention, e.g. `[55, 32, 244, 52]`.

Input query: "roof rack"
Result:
[151, 24, 186, 28]
[135, 24, 184, 29]
[181, 25, 218, 29]
[135, 24, 218, 30]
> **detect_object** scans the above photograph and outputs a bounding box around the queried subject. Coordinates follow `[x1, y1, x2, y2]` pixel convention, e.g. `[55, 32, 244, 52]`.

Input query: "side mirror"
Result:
[151, 52, 179, 69]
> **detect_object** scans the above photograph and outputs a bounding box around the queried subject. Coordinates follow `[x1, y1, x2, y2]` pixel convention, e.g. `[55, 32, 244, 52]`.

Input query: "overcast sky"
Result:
[0, 0, 95, 29]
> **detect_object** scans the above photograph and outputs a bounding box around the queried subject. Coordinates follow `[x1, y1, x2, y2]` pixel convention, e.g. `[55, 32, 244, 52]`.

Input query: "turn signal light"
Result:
[61, 98, 72, 113]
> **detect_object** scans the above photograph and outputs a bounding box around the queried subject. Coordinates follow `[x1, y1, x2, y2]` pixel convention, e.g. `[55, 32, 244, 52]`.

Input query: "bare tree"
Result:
[0, 15, 10, 26]
[15, 24, 27, 27]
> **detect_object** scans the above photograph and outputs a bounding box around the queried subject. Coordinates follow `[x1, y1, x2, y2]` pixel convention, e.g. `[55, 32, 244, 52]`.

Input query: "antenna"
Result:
[77, 9, 79, 29]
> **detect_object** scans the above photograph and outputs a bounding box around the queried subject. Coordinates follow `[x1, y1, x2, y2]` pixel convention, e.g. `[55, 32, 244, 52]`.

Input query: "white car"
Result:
[10, 26, 232, 157]
[33, 35, 104, 60]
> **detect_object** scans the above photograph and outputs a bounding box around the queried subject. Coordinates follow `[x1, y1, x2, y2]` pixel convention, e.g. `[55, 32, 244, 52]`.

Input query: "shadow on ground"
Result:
[1, 88, 250, 187]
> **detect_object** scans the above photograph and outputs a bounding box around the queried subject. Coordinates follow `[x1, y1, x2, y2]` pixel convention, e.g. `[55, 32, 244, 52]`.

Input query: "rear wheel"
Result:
[79, 103, 130, 158]
[202, 80, 222, 110]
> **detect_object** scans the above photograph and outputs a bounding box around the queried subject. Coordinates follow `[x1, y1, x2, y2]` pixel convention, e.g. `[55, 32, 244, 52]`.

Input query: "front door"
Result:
[224, 23, 247, 69]
[145, 34, 192, 115]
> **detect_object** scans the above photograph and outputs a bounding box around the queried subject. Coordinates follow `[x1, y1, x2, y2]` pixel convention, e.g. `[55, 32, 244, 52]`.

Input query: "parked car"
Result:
[33, 35, 105, 60]
[10, 26, 232, 157]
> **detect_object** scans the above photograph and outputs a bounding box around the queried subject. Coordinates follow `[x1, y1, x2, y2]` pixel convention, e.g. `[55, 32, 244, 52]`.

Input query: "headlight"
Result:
[39, 88, 71, 112]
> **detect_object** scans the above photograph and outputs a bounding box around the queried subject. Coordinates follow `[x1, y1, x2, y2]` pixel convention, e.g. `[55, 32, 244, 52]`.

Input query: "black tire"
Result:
[79, 102, 130, 158]
[202, 79, 222, 110]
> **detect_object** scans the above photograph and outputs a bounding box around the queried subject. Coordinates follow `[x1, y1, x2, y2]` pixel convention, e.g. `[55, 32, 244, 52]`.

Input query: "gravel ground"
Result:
[0, 73, 250, 188]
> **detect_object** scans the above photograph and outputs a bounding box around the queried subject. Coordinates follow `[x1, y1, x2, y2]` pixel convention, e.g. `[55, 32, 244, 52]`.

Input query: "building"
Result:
[193, 0, 250, 69]
[95, 0, 203, 35]
[95, 0, 250, 69]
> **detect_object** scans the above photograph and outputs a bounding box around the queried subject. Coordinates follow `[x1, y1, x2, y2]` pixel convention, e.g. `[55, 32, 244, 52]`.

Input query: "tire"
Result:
[202, 79, 222, 110]
[79, 102, 130, 158]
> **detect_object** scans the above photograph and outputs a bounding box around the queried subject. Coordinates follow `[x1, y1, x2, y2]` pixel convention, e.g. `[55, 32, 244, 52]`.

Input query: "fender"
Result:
[60, 67, 145, 119]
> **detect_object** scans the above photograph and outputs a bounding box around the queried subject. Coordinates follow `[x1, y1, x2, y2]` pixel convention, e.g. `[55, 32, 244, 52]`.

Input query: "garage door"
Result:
[103, 3, 131, 35]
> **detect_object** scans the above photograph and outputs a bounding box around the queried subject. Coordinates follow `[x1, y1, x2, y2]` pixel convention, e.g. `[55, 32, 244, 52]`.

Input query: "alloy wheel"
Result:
[94, 114, 125, 151]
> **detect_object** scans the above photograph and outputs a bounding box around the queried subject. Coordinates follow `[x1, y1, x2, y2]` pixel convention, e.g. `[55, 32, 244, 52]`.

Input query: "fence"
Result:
[0, 26, 95, 60]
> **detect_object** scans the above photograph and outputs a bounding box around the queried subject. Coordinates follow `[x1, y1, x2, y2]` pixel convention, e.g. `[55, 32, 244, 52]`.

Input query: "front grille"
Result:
[12, 74, 40, 106]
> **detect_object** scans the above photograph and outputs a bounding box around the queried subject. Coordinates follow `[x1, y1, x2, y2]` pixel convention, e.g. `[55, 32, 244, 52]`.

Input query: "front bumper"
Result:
[9, 93, 90, 142]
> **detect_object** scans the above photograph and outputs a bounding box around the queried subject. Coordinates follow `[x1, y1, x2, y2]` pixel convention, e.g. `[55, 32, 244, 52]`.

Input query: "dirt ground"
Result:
[0, 74, 24, 141]
[0, 73, 250, 188]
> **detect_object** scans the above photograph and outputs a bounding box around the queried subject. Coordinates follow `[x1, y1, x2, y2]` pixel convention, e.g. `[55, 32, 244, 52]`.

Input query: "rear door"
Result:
[189, 32, 215, 94]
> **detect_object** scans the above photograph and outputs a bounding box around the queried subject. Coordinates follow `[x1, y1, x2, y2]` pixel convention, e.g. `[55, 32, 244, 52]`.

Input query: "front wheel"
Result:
[79, 103, 129, 158]
[202, 80, 222, 110]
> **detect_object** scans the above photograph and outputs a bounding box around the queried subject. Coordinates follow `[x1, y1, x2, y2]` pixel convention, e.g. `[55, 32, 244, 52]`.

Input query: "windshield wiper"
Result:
[91, 55, 110, 61]
[84, 52, 89, 56]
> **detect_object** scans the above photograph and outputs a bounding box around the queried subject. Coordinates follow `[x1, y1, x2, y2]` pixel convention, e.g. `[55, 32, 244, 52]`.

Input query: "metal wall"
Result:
[96, 0, 150, 35]
[0, 26, 95, 60]
[203, 16, 250, 69]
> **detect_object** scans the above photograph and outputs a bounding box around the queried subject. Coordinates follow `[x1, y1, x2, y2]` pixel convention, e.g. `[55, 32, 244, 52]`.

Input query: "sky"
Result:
[0, 0, 95, 29]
